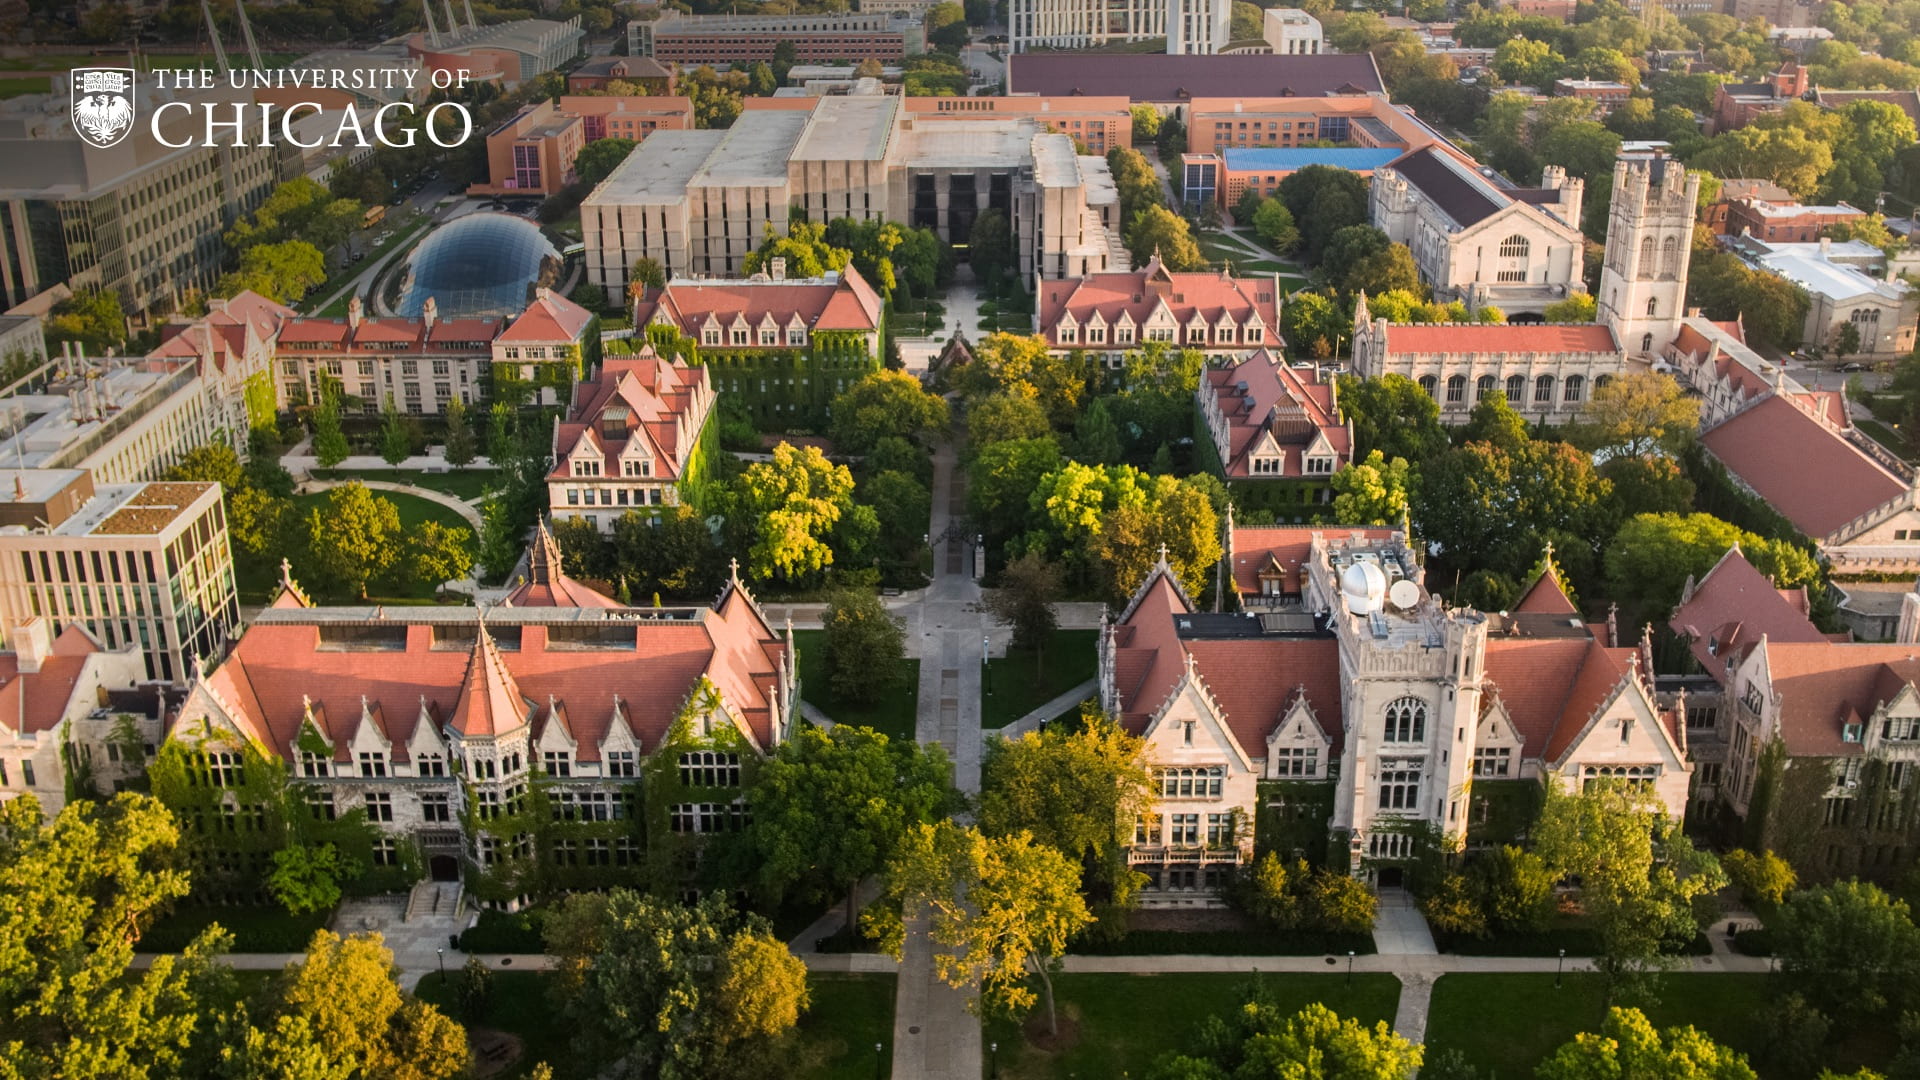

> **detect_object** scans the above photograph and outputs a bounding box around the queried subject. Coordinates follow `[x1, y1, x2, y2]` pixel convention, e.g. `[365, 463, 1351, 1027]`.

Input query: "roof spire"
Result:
[529, 516, 563, 586]
[729, 557, 742, 584]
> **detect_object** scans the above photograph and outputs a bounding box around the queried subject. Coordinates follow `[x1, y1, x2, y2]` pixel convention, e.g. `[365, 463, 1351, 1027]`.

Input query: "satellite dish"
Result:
[1341, 561, 1387, 615]
[1389, 579, 1421, 611]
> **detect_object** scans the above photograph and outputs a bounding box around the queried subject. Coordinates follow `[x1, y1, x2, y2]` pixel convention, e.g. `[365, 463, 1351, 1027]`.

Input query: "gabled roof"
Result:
[1514, 559, 1579, 616]
[1037, 255, 1281, 349]
[1389, 145, 1507, 228]
[507, 520, 622, 609]
[1372, 321, 1619, 355]
[1228, 525, 1395, 597]
[1670, 545, 1832, 673]
[499, 289, 595, 344]
[1203, 352, 1349, 479]
[0, 626, 101, 736]
[1483, 635, 1599, 755]
[548, 348, 712, 484]
[1700, 394, 1907, 539]
[633, 264, 883, 336]
[1760, 644, 1920, 756]
[447, 622, 537, 738]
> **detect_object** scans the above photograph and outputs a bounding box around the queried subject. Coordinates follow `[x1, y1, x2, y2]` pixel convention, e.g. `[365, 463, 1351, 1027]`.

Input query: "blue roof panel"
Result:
[1221, 147, 1403, 172]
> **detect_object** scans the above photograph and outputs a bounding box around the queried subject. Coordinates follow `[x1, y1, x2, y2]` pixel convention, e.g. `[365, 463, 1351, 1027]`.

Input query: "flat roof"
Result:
[792, 96, 900, 162]
[1223, 146, 1402, 171]
[0, 480, 212, 539]
[691, 110, 809, 187]
[0, 468, 84, 505]
[585, 129, 725, 204]
[1755, 251, 1907, 302]
[1031, 133, 1079, 187]
[901, 117, 1041, 168]
[1007, 52, 1384, 102]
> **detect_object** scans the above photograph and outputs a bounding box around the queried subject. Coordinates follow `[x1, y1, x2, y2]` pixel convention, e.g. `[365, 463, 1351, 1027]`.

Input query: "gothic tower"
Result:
[1597, 152, 1699, 358]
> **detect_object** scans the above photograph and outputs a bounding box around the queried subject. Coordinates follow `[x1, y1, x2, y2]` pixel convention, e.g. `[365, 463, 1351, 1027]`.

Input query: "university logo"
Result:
[70, 68, 136, 150]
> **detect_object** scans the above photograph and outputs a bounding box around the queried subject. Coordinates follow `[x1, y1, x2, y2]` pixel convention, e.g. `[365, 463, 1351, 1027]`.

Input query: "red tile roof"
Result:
[274, 314, 506, 354]
[633, 264, 883, 338]
[1374, 322, 1619, 354]
[1669, 545, 1828, 673]
[1228, 526, 1395, 597]
[499, 289, 596, 344]
[507, 521, 622, 609]
[1187, 637, 1345, 755]
[1484, 636, 1599, 756]
[448, 623, 538, 738]
[1202, 352, 1351, 479]
[1037, 255, 1281, 350]
[1762, 644, 1920, 756]
[1700, 395, 1907, 539]
[1541, 642, 1639, 762]
[1514, 563, 1579, 615]
[549, 348, 713, 483]
[0, 626, 101, 736]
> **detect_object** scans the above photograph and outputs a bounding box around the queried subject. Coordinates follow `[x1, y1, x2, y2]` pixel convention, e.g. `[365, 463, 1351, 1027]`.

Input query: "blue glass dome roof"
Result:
[399, 212, 559, 318]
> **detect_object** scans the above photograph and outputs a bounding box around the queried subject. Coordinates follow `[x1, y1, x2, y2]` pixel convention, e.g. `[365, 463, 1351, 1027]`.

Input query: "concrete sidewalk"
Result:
[992, 678, 1097, 737]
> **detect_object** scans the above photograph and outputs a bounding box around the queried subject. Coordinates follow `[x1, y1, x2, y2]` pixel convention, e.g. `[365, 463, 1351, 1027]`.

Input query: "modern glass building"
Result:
[399, 212, 560, 318]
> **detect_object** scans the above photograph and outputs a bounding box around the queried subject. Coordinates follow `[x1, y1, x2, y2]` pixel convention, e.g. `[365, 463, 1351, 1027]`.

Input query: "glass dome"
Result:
[398, 212, 560, 318]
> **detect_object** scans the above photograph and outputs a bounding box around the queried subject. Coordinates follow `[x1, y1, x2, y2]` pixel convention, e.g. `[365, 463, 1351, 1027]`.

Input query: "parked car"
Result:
[1842, 362, 1868, 372]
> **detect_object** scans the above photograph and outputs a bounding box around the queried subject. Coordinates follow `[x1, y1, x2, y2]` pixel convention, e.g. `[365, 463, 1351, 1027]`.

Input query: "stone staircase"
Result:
[1105, 226, 1131, 272]
[405, 879, 463, 923]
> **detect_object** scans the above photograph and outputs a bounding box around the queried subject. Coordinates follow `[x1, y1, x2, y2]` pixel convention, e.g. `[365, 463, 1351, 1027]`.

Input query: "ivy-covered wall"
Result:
[242, 370, 278, 434]
[678, 406, 723, 515]
[639, 680, 765, 898]
[643, 322, 885, 431]
[1191, 410, 1336, 522]
[488, 316, 602, 407]
[1464, 778, 1543, 849]
[1254, 779, 1335, 868]
[1754, 746, 1920, 886]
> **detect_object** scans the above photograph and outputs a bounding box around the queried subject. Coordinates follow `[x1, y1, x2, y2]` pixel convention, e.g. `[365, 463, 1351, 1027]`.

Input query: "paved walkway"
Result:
[296, 477, 485, 533]
[993, 678, 1097, 737]
[1372, 888, 1438, 956]
[788, 878, 883, 954]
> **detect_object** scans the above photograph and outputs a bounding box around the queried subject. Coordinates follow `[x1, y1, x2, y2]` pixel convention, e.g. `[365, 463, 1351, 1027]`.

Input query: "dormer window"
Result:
[1088, 325, 1105, 344]
[543, 750, 571, 778]
[624, 458, 652, 477]
[731, 329, 749, 346]
[1304, 455, 1334, 475]
[702, 329, 720, 346]
[787, 327, 806, 346]
[298, 751, 328, 777]
[572, 459, 601, 477]
[1251, 455, 1283, 475]
[1117, 325, 1135, 344]
[358, 751, 387, 778]
[1059, 324, 1077, 344]
[760, 329, 777, 346]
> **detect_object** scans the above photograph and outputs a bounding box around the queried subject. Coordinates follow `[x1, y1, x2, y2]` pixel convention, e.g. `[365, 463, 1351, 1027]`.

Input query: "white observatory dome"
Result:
[1341, 560, 1388, 615]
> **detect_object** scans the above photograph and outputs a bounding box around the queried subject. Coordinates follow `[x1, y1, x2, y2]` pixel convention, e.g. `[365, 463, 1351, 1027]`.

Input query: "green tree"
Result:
[1601, 454, 1696, 521]
[960, 333, 1093, 427]
[1476, 844, 1558, 934]
[379, 396, 412, 466]
[1543, 292, 1599, 322]
[303, 483, 402, 599]
[543, 891, 808, 1079]
[1331, 451, 1415, 526]
[925, 1, 969, 48]
[983, 551, 1063, 659]
[1131, 105, 1163, 145]
[217, 240, 327, 304]
[1721, 848, 1796, 906]
[1338, 373, 1449, 463]
[1574, 372, 1700, 456]
[311, 386, 350, 469]
[736, 442, 857, 582]
[441, 395, 477, 467]
[1087, 473, 1223, 602]
[1775, 880, 1920, 1019]
[1690, 124, 1834, 200]
[1239, 1003, 1420, 1080]
[630, 256, 667, 293]
[1603, 512, 1820, 625]
[1831, 321, 1863, 363]
[969, 436, 1064, 543]
[1252, 198, 1301, 256]
[44, 288, 126, 354]
[1277, 165, 1369, 262]
[747, 725, 955, 930]
[1073, 398, 1124, 465]
[970, 209, 1017, 286]
[1126, 205, 1207, 272]
[868, 823, 1095, 1036]
[267, 843, 354, 916]
[572, 138, 636, 186]
[1494, 37, 1563, 85]
[830, 370, 950, 454]
[405, 521, 475, 590]
[256, 931, 469, 1080]
[1414, 438, 1611, 579]
[820, 589, 906, 705]
[1538, 1009, 1756, 1080]
[1284, 291, 1346, 358]
[967, 393, 1051, 448]
[1539, 120, 1625, 182]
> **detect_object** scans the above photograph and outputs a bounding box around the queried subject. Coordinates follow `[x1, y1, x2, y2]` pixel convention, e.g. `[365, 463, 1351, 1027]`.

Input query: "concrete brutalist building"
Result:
[581, 94, 1119, 293]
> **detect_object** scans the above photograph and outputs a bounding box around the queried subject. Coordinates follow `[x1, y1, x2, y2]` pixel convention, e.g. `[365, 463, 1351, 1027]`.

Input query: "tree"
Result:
[1231, 1003, 1421, 1080]
[311, 386, 350, 468]
[967, 393, 1051, 448]
[1331, 451, 1414, 526]
[1252, 198, 1301, 256]
[1575, 373, 1700, 456]
[830, 370, 949, 454]
[1126, 205, 1207, 271]
[1339, 373, 1449, 463]
[406, 521, 475, 589]
[1690, 125, 1834, 201]
[1073, 398, 1124, 465]
[1775, 880, 1920, 1019]
[925, 1, 969, 48]
[1831, 321, 1863, 364]
[1131, 104, 1163, 145]
[379, 397, 413, 466]
[1086, 473, 1223, 602]
[1533, 782, 1726, 1007]
[630, 256, 667, 292]
[1537, 1009, 1756, 1080]
[984, 551, 1062, 660]
[573, 138, 636, 187]
[868, 823, 1095, 1036]
[1494, 37, 1563, 86]
[1277, 165, 1369, 262]
[1544, 293, 1599, 322]
[1540, 120, 1625, 182]
[217, 240, 327, 304]
[544, 890, 808, 1078]
[1414, 438, 1611, 579]
[969, 209, 1017, 285]
[1475, 844, 1557, 934]
[820, 589, 906, 705]
[1462, 391, 1531, 451]
[44, 287, 126, 354]
[1603, 513, 1820, 625]
[441, 395, 476, 467]
[1721, 849, 1796, 906]
[969, 436, 1064, 544]
[736, 443, 857, 582]
[1284, 291, 1347, 358]
[0, 793, 235, 1080]
[1601, 454, 1695, 521]
[303, 483, 402, 599]
[267, 843, 353, 916]
[748, 725, 955, 930]
[265, 930, 469, 1080]
[960, 333, 1094, 428]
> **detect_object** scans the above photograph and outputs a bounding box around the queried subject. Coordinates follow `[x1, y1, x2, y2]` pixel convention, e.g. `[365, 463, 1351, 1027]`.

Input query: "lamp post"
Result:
[437, 947, 446, 986]
[983, 634, 991, 696]
[990, 1041, 999, 1078]
[1346, 949, 1354, 986]
[1556, 948, 1566, 988]
[874, 1042, 885, 1079]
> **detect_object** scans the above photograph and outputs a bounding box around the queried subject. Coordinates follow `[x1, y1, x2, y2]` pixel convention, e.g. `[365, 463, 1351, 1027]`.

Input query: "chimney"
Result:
[1819, 236, 1832, 258]
[771, 257, 786, 281]
[347, 295, 364, 329]
[11, 617, 53, 674]
[422, 295, 439, 329]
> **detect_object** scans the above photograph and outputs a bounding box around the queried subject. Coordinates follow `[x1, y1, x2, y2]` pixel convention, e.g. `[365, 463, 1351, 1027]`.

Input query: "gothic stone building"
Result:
[1102, 530, 1691, 902]
[164, 560, 796, 905]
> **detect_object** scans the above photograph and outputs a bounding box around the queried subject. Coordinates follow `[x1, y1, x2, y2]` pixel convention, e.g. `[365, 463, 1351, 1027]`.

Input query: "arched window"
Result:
[1642, 332, 1654, 352]
[1594, 374, 1613, 393]
[1384, 698, 1427, 742]
[1535, 374, 1555, 402]
[1638, 236, 1657, 277]
[1645, 296, 1658, 317]
[1477, 375, 1496, 400]
[1499, 234, 1530, 259]
[1418, 375, 1437, 397]
[1564, 374, 1585, 402]
[1446, 375, 1466, 404]
[1661, 235, 1681, 278]
[1505, 374, 1525, 403]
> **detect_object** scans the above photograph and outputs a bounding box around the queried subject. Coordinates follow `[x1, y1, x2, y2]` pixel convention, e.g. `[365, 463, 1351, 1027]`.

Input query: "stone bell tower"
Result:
[1597, 151, 1699, 358]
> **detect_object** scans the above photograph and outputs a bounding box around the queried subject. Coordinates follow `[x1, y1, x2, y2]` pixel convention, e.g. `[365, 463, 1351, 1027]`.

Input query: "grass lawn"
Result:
[983, 972, 1400, 1079]
[1857, 418, 1917, 462]
[1423, 973, 1886, 1080]
[309, 467, 500, 501]
[793, 629, 920, 741]
[982, 629, 1097, 728]
[0, 75, 49, 98]
[141, 903, 334, 954]
[413, 969, 896, 1080]
[268, 489, 477, 603]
